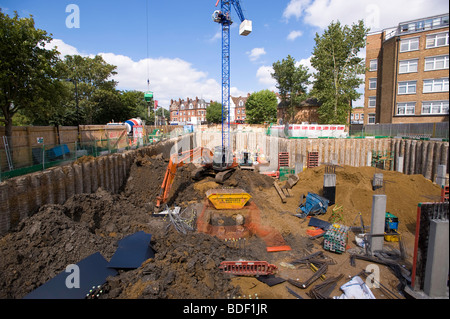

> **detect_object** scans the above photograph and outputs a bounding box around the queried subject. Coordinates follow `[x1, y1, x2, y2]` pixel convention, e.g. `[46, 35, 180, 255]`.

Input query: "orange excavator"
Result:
[155, 146, 238, 208]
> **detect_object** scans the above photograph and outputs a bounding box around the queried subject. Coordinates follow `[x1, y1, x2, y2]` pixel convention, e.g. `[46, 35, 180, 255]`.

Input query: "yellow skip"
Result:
[206, 189, 252, 210]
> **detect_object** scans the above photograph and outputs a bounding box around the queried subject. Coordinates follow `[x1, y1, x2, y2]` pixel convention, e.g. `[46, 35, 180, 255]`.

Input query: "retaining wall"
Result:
[0, 135, 192, 236]
[195, 131, 449, 177]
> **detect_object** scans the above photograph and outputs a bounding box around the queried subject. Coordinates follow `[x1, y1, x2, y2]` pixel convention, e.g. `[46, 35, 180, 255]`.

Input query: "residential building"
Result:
[364, 13, 449, 124]
[277, 96, 321, 124]
[231, 95, 249, 123]
[169, 97, 210, 124]
[351, 107, 365, 124]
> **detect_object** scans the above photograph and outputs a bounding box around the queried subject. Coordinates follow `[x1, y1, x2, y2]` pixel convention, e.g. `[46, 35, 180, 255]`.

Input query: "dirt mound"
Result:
[0, 204, 117, 299]
[101, 230, 242, 299]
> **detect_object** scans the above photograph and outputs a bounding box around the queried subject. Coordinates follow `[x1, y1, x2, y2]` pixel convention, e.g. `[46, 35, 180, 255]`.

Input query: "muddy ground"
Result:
[0, 153, 443, 299]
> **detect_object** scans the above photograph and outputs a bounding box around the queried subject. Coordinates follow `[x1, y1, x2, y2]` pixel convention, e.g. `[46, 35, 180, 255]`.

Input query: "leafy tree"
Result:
[271, 55, 310, 122]
[0, 10, 61, 140]
[311, 20, 369, 124]
[120, 90, 153, 123]
[245, 90, 278, 124]
[58, 54, 118, 125]
[206, 101, 223, 124]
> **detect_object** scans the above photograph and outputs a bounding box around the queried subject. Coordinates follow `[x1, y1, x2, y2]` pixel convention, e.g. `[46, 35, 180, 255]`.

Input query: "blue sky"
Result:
[1, 0, 449, 109]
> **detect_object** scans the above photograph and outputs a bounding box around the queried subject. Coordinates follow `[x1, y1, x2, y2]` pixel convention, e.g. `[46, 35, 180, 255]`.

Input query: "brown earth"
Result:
[0, 153, 443, 299]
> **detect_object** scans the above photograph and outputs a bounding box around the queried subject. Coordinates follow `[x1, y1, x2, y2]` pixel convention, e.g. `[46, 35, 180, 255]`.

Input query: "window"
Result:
[189, 103, 194, 109]
[397, 102, 416, 115]
[400, 37, 419, 52]
[399, 59, 418, 73]
[423, 78, 449, 93]
[369, 78, 377, 90]
[368, 113, 376, 124]
[369, 59, 378, 71]
[237, 109, 240, 114]
[360, 113, 364, 120]
[398, 81, 417, 94]
[426, 32, 449, 48]
[350, 114, 354, 120]
[368, 96, 376, 108]
[354, 113, 359, 120]
[239, 100, 244, 107]
[425, 55, 449, 71]
[181, 104, 185, 110]
[422, 100, 449, 115]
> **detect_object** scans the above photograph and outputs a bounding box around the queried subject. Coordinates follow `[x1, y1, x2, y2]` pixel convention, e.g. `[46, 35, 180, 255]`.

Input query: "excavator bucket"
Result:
[206, 188, 251, 210]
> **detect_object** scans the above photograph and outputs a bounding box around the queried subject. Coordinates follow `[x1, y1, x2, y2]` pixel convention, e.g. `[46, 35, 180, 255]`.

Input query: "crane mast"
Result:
[213, 0, 251, 169]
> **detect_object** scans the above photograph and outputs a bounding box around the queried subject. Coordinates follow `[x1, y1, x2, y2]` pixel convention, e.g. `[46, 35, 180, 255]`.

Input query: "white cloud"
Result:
[283, 0, 312, 21]
[247, 47, 266, 62]
[283, 0, 449, 31]
[46, 39, 223, 108]
[256, 65, 277, 91]
[287, 30, 303, 41]
[46, 39, 82, 57]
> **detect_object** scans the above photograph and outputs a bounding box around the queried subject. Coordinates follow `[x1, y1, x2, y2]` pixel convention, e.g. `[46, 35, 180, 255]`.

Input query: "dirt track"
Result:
[0, 153, 443, 299]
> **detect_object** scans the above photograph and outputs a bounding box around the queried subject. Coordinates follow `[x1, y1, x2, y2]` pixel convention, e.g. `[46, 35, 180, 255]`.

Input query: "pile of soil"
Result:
[0, 204, 118, 299]
[101, 230, 242, 299]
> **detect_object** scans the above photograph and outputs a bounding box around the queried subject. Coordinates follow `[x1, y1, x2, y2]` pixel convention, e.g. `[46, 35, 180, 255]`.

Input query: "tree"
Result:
[120, 90, 153, 123]
[271, 55, 310, 122]
[0, 10, 61, 140]
[58, 54, 118, 125]
[311, 20, 369, 124]
[206, 102, 223, 124]
[245, 90, 278, 124]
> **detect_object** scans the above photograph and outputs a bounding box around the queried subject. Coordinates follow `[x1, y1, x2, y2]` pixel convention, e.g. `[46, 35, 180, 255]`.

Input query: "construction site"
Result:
[0, 127, 448, 300]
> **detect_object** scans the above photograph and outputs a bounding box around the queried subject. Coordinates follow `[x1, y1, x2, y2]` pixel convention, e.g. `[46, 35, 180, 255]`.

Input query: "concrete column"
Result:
[370, 194, 387, 254]
[396, 156, 404, 173]
[367, 151, 372, 167]
[424, 219, 449, 298]
[435, 165, 447, 187]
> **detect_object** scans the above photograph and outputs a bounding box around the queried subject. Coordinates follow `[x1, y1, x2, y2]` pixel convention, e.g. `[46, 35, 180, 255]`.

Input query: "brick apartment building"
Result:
[231, 95, 249, 123]
[364, 13, 449, 124]
[169, 97, 210, 124]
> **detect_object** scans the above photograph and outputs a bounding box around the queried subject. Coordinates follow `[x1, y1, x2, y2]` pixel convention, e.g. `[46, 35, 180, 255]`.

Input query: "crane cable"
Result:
[146, 0, 150, 91]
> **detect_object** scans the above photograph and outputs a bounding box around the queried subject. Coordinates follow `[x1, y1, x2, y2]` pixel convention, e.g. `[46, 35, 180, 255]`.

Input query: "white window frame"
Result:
[369, 59, 378, 71]
[423, 78, 449, 93]
[421, 100, 449, 115]
[239, 100, 244, 107]
[399, 59, 418, 73]
[424, 55, 449, 71]
[397, 102, 416, 115]
[368, 96, 376, 108]
[398, 81, 417, 94]
[368, 113, 376, 124]
[400, 37, 420, 52]
[369, 78, 377, 90]
[426, 32, 449, 49]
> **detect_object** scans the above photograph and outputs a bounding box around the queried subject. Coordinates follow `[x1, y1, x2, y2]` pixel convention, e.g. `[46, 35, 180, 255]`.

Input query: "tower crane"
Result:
[154, 1, 252, 209]
[212, 0, 252, 171]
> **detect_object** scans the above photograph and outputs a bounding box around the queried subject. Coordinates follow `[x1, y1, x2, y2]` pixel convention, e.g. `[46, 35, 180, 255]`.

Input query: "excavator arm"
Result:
[156, 147, 214, 208]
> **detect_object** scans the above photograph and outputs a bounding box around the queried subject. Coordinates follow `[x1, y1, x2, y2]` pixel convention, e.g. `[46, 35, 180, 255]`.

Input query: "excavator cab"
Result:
[212, 146, 234, 171]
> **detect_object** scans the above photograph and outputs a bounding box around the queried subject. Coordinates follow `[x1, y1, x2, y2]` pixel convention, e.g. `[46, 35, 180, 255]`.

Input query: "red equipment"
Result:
[219, 261, 278, 276]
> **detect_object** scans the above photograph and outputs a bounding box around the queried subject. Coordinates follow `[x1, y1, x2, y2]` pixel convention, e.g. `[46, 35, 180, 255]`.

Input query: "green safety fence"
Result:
[0, 131, 176, 182]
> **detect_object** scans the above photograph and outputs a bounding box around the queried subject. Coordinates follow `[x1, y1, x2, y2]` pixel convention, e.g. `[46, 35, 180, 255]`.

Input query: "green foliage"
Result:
[206, 101, 223, 124]
[0, 10, 61, 136]
[311, 20, 369, 124]
[58, 54, 119, 124]
[245, 90, 278, 124]
[271, 55, 310, 122]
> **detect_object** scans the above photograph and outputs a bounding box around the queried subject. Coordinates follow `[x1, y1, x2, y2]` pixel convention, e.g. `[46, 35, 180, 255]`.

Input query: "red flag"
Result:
[154, 100, 159, 110]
